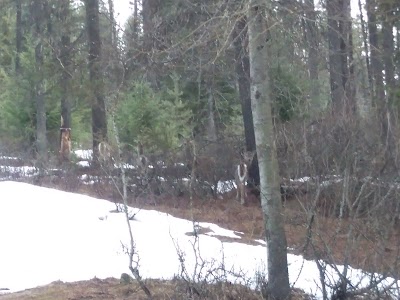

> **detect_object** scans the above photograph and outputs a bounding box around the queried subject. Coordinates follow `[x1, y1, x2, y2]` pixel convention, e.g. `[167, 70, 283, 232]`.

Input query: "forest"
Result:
[0, 0, 400, 299]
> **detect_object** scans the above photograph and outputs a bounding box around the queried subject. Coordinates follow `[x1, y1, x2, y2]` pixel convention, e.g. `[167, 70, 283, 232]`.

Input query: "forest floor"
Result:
[1, 168, 399, 299]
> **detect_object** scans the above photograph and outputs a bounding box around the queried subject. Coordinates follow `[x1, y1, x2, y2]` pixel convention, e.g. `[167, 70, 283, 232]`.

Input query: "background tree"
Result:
[303, 0, 320, 112]
[15, 0, 22, 74]
[58, 0, 73, 161]
[233, 15, 260, 187]
[30, 0, 49, 164]
[85, 0, 107, 163]
[326, 0, 355, 116]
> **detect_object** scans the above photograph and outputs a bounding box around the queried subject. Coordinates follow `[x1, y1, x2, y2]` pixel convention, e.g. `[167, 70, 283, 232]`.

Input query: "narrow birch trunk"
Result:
[247, 1, 290, 299]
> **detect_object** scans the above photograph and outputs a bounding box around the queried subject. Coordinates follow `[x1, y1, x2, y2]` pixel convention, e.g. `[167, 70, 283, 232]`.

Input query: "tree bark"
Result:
[366, 0, 389, 158]
[31, 0, 48, 163]
[206, 84, 217, 142]
[108, 0, 117, 49]
[59, 0, 72, 129]
[381, 2, 396, 169]
[327, 0, 345, 114]
[327, 0, 355, 116]
[133, 0, 139, 39]
[85, 0, 108, 163]
[343, 0, 356, 113]
[366, 0, 385, 103]
[233, 16, 259, 187]
[59, 0, 72, 161]
[247, 1, 290, 299]
[358, 0, 373, 102]
[142, 0, 162, 88]
[382, 2, 395, 102]
[15, 0, 22, 74]
[303, 0, 320, 112]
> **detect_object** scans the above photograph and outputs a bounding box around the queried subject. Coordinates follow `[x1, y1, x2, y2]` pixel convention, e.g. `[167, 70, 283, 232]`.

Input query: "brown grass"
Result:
[0, 277, 312, 300]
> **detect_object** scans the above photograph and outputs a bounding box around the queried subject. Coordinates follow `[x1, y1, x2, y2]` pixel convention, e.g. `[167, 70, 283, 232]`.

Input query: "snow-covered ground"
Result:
[0, 181, 399, 298]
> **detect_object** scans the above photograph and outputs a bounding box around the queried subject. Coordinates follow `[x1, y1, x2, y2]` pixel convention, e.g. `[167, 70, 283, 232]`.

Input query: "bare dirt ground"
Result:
[1, 171, 399, 299]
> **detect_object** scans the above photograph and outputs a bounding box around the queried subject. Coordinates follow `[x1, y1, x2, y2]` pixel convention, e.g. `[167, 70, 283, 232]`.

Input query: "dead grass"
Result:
[0, 277, 311, 300]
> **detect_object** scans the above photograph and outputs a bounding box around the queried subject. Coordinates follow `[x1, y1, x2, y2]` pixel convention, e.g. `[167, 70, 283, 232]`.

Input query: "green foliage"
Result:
[0, 73, 35, 147]
[180, 76, 238, 134]
[270, 66, 304, 122]
[116, 82, 192, 152]
[0, 8, 13, 68]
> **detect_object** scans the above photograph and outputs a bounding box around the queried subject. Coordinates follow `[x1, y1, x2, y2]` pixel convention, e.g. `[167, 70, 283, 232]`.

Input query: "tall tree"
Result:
[381, 1, 395, 102]
[366, 0, 392, 169]
[303, 0, 320, 111]
[379, 0, 396, 170]
[326, 0, 355, 116]
[233, 16, 260, 187]
[358, 0, 373, 102]
[366, 0, 385, 103]
[247, 1, 290, 299]
[31, 0, 48, 163]
[107, 0, 117, 50]
[15, 0, 22, 74]
[141, 0, 162, 88]
[58, 0, 73, 161]
[85, 0, 108, 162]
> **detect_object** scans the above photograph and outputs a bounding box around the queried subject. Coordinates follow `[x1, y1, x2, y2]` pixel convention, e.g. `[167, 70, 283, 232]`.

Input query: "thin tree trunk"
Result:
[35, 42, 47, 163]
[303, 0, 320, 112]
[327, 0, 346, 115]
[358, 0, 373, 100]
[60, 0, 72, 129]
[15, 0, 22, 74]
[233, 16, 259, 187]
[344, 0, 356, 114]
[31, 0, 47, 163]
[133, 0, 139, 39]
[206, 85, 217, 142]
[108, 0, 117, 49]
[85, 0, 108, 163]
[247, 1, 290, 299]
[366, 0, 385, 103]
[59, 0, 72, 161]
[366, 0, 388, 147]
[142, 0, 161, 88]
[382, 2, 395, 102]
[381, 2, 397, 168]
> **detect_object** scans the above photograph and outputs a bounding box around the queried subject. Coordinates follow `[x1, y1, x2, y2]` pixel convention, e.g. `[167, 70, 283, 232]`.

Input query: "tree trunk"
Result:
[303, 0, 320, 112]
[358, 0, 373, 103]
[327, 0, 354, 116]
[59, 0, 72, 129]
[233, 16, 259, 187]
[343, 0, 356, 114]
[366, 0, 385, 103]
[31, 0, 48, 163]
[142, 0, 161, 88]
[382, 2, 395, 103]
[327, 0, 345, 114]
[85, 0, 108, 163]
[108, 0, 117, 49]
[133, 0, 139, 38]
[59, 0, 72, 161]
[366, 0, 389, 157]
[247, 1, 290, 299]
[206, 84, 217, 142]
[381, 2, 397, 169]
[35, 42, 47, 162]
[15, 0, 22, 74]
